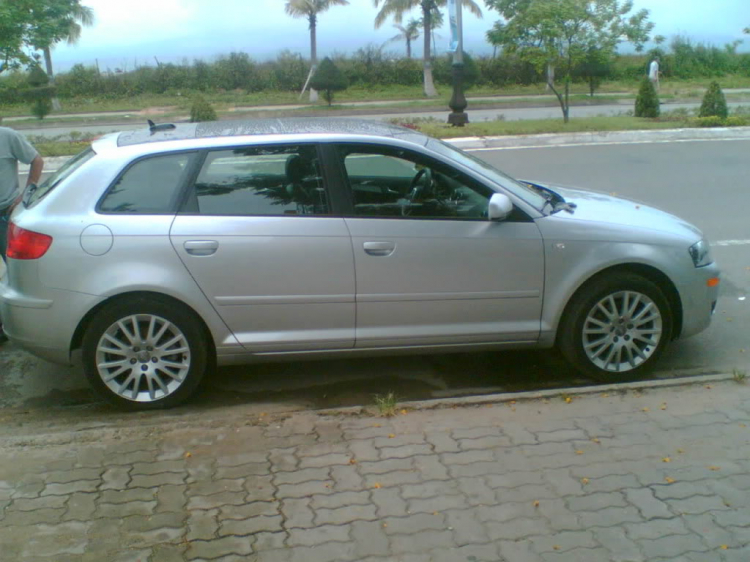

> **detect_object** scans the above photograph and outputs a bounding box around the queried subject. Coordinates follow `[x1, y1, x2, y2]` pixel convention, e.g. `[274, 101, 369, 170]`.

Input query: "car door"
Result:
[169, 143, 355, 352]
[333, 143, 544, 348]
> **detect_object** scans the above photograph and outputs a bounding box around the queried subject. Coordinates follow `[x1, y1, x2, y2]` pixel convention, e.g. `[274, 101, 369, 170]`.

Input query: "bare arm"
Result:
[27, 155, 44, 187]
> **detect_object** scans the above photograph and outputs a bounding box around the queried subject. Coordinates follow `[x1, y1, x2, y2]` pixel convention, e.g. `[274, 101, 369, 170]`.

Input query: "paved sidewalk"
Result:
[1, 377, 749, 561]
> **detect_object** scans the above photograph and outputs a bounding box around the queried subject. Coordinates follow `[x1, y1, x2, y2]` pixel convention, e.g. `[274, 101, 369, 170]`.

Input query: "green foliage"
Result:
[25, 65, 55, 119]
[189, 95, 217, 122]
[574, 47, 613, 96]
[486, 0, 654, 121]
[634, 77, 659, 117]
[0, 0, 36, 72]
[699, 81, 728, 119]
[433, 53, 480, 90]
[309, 57, 348, 105]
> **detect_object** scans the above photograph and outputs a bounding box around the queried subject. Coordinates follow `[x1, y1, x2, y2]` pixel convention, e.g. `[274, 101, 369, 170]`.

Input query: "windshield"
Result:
[428, 139, 548, 210]
[26, 147, 96, 207]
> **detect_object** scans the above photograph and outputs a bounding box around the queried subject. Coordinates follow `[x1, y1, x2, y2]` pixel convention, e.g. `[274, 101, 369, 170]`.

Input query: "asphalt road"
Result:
[0, 138, 748, 416]
[14, 101, 750, 139]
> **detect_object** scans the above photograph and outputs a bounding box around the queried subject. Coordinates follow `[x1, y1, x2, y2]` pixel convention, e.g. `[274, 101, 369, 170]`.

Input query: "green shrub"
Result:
[725, 116, 749, 126]
[190, 95, 217, 122]
[634, 77, 660, 118]
[26, 66, 55, 120]
[693, 116, 725, 127]
[699, 81, 728, 119]
[310, 57, 348, 106]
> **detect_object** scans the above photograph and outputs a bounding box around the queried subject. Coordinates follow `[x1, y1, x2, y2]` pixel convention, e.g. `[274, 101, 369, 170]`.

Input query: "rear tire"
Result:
[82, 296, 208, 410]
[559, 272, 673, 383]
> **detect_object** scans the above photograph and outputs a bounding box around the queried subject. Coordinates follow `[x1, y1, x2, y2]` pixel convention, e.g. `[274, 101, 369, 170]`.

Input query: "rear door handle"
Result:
[184, 240, 219, 256]
[363, 241, 396, 257]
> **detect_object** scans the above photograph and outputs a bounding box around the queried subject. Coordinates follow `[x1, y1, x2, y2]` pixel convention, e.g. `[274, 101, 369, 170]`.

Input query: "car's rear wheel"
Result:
[82, 296, 207, 410]
[559, 272, 673, 382]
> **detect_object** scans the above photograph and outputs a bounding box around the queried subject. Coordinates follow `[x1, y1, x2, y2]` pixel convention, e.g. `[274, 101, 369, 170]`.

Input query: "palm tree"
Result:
[373, 0, 482, 97]
[36, 1, 95, 81]
[285, 0, 350, 102]
[386, 19, 420, 58]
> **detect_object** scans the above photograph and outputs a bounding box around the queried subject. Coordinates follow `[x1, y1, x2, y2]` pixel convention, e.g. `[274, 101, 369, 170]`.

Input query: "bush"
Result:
[26, 66, 55, 120]
[693, 116, 725, 127]
[190, 95, 217, 122]
[724, 116, 749, 126]
[634, 77, 660, 117]
[309, 57, 348, 106]
[699, 81, 728, 119]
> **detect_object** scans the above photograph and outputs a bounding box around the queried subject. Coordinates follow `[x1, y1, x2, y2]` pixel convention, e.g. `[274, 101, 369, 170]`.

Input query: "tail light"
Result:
[6, 223, 53, 260]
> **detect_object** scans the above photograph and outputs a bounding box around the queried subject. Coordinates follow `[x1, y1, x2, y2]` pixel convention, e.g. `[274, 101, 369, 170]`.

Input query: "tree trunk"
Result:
[43, 46, 62, 111]
[547, 79, 568, 123]
[406, 39, 411, 59]
[563, 80, 570, 123]
[309, 14, 318, 103]
[421, 3, 437, 97]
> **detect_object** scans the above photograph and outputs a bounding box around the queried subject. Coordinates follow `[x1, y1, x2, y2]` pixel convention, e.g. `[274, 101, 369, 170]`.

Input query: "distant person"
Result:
[0, 124, 44, 344]
[648, 56, 660, 91]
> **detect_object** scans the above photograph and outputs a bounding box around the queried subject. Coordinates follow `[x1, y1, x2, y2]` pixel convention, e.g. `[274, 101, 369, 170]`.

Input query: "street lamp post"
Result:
[447, 0, 468, 127]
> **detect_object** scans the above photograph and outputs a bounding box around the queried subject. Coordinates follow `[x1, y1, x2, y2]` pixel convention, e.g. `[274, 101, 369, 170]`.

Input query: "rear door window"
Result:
[99, 152, 194, 214]
[187, 144, 329, 216]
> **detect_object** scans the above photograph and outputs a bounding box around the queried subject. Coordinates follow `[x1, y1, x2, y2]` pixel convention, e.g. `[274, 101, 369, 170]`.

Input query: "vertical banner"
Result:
[447, 0, 459, 53]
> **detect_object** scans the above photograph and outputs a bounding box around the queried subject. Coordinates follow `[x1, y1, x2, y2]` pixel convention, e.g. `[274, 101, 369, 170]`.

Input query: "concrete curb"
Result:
[318, 372, 737, 417]
[447, 126, 750, 150]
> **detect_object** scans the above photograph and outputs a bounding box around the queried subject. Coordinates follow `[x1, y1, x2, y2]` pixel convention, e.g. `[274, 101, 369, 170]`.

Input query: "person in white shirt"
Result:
[648, 57, 660, 90]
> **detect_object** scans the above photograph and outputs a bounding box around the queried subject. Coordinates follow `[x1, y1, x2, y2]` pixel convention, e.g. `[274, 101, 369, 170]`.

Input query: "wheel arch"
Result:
[70, 291, 217, 363]
[555, 263, 683, 346]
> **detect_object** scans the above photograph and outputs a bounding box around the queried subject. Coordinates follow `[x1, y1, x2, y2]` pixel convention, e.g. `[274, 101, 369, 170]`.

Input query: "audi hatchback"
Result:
[0, 118, 720, 409]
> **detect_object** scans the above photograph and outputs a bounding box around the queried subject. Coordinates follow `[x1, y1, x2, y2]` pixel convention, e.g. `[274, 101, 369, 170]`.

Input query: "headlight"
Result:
[688, 239, 712, 267]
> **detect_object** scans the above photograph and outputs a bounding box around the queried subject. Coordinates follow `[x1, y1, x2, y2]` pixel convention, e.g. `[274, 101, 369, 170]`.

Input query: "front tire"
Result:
[559, 273, 673, 383]
[82, 297, 208, 410]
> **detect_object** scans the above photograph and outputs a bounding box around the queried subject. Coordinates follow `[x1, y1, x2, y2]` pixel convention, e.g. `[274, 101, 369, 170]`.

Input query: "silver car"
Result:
[0, 119, 720, 410]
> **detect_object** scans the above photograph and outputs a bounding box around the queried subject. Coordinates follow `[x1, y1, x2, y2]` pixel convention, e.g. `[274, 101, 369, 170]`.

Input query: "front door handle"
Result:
[184, 240, 219, 256]
[363, 241, 396, 257]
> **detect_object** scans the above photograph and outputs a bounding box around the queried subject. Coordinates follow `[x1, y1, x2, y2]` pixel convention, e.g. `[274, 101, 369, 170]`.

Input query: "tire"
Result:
[82, 296, 208, 410]
[559, 272, 673, 383]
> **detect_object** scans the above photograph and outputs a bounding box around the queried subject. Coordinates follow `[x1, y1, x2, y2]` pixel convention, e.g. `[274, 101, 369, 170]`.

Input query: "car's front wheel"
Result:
[559, 272, 673, 382]
[82, 296, 208, 410]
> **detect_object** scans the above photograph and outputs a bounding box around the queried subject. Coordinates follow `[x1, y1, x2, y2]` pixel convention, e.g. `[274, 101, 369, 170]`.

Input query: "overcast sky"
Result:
[50, 0, 750, 72]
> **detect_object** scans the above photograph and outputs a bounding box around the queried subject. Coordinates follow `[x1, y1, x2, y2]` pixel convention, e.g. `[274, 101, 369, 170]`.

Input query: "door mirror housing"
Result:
[488, 193, 513, 221]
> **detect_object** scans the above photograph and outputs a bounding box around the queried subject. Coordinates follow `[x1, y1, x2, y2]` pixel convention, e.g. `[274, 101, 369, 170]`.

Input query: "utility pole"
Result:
[447, 0, 468, 126]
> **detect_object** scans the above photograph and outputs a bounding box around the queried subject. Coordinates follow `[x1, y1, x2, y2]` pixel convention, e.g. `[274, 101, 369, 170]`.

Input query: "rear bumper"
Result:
[678, 261, 720, 339]
[1, 272, 101, 365]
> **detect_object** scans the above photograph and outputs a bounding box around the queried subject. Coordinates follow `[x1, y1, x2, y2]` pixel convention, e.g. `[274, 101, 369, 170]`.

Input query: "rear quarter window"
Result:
[26, 148, 95, 207]
[99, 152, 193, 214]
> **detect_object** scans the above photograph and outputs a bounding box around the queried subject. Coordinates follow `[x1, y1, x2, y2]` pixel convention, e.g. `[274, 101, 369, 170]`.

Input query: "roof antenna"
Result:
[147, 119, 176, 134]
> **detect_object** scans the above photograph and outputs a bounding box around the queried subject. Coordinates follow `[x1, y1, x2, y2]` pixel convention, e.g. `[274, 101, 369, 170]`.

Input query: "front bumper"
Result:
[678, 261, 721, 340]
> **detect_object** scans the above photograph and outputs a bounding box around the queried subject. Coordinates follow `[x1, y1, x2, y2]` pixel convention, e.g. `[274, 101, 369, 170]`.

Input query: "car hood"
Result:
[528, 182, 703, 241]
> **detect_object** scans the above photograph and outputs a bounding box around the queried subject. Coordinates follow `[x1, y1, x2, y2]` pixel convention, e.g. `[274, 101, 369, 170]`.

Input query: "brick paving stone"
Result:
[683, 513, 740, 549]
[299, 453, 351, 469]
[486, 470, 544, 490]
[379, 444, 433, 459]
[408, 493, 468, 514]
[477, 501, 537, 524]
[10, 495, 69, 511]
[383, 513, 445, 534]
[155, 484, 187, 513]
[63, 492, 96, 521]
[44, 469, 101, 484]
[484, 517, 551, 541]
[100, 488, 155, 504]
[712, 508, 750, 527]
[253, 531, 287, 551]
[98, 500, 157, 518]
[424, 431, 460, 453]
[187, 509, 219, 541]
[129, 472, 185, 488]
[625, 517, 691, 541]
[277, 480, 335, 500]
[457, 435, 511, 450]
[431, 543, 501, 562]
[215, 452, 268, 467]
[578, 505, 643, 528]
[530, 530, 597, 553]
[584, 474, 641, 493]
[287, 524, 351, 547]
[220, 500, 278, 520]
[358, 458, 412, 475]
[440, 450, 495, 465]
[281, 497, 315, 529]
[364, 470, 421, 488]
[400, 480, 459, 499]
[268, 448, 299, 473]
[310, 491, 370, 510]
[536, 498, 581, 532]
[540, 547, 614, 562]
[315, 504, 378, 526]
[289, 541, 357, 562]
[502, 423, 539, 445]
[100, 467, 131, 490]
[444, 508, 490, 545]
[274, 467, 329, 486]
[652, 481, 711, 500]
[536, 429, 588, 443]
[666, 494, 731, 515]
[189, 478, 244, 496]
[568, 491, 627, 512]
[498, 539, 545, 562]
[351, 520, 390, 558]
[624, 487, 674, 519]
[593, 526, 645, 562]
[220, 515, 284, 536]
[215, 462, 268, 480]
[186, 535, 255, 559]
[412, 455, 449, 480]
[370, 487, 408, 517]
[372, 434, 424, 449]
[390, 529, 454, 555]
[639, 533, 709, 559]
[452, 426, 499, 440]
[347, 440, 380, 462]
[455, 476, 494, 506]
[187, 491, 247, 510]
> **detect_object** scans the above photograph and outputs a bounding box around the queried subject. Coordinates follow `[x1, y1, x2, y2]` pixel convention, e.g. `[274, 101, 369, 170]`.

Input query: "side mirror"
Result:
[488, 193, 513, 221]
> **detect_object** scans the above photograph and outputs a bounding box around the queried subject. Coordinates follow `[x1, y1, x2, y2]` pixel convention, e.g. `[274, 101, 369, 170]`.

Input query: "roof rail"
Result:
[147, 119, 177, 134]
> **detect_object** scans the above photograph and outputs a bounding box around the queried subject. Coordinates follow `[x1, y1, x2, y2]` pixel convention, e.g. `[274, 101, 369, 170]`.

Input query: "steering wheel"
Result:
[401, 168, 434, 216]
